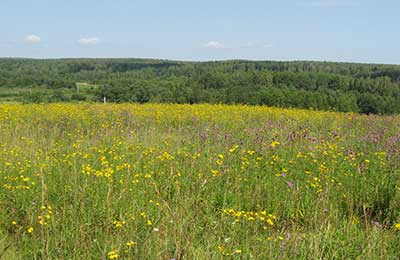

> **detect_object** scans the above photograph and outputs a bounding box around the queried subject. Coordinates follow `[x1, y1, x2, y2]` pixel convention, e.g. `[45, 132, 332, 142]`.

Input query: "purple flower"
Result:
[371, 221, 381, 228]
[287, 181, 294, 188]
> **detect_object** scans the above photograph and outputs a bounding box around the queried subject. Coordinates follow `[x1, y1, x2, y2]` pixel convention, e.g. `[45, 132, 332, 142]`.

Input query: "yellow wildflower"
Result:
[108, 250, 119, 259]
[126, 241, 136, 247]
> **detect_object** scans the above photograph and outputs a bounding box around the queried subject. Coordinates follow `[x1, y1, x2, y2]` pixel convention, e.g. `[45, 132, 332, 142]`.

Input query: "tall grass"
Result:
[0, 103, 399, 259]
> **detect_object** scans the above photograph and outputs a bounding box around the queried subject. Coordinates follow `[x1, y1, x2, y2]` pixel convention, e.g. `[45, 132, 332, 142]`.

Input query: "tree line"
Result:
[1, 58, 400, 114]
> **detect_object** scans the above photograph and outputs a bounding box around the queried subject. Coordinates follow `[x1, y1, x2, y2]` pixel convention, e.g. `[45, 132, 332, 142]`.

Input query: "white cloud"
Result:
[308, 0, 359, 7]
[78, 37, 100, 45]
[204, 41, 225, 49]
[25, 35, 41, 44]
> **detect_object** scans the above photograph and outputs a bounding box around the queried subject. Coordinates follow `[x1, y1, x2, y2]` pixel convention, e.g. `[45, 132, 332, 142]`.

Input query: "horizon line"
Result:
[0, 56, 399, 66]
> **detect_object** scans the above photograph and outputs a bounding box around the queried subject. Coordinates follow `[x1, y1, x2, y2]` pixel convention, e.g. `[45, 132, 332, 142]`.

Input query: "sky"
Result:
[0, 0, 399, 63]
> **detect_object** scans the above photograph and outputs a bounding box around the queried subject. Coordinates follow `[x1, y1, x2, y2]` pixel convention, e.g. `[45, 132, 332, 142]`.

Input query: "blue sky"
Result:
[0, 0, 399, 63]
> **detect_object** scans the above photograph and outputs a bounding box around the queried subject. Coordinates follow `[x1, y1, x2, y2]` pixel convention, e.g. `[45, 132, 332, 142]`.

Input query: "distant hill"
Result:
[1, 58, 400, 114]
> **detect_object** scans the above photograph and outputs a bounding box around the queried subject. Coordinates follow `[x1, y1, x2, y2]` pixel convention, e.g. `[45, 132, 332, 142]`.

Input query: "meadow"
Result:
[0, 103, 399, 259]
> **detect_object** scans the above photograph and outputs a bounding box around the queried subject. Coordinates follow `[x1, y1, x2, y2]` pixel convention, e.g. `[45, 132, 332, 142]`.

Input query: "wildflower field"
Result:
[0, 103, 400, 259]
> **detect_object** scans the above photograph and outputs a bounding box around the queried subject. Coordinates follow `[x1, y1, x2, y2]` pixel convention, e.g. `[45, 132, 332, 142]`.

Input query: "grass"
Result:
[0, 83, 98, 103]
[76, 82, 99, 100]
[0, 230, 21, 259]
[0, 103, 399, 259]
[0, 88, 35, 102]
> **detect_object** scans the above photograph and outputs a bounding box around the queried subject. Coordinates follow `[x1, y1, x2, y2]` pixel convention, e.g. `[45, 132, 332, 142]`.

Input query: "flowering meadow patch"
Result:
[0, 103, 399, 259]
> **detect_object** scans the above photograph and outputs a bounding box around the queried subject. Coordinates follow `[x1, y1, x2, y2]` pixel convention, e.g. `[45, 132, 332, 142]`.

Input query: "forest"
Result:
[1, 58, 400, 114]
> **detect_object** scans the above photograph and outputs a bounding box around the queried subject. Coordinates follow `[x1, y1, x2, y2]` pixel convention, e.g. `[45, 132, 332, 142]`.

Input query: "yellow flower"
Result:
[234, 249, 242, 254]
[27, 227, 34, 233]
[108, 250, 119, 259]
[395, 223, 400, 230]
[11, 221, 17, 225]
[211, 169, 221, 177]
[229, 145, 239, 153]
[216, 159, 223, 165]
[271, 141, 280, 148]
[113, 220, 126, 228]
[126, 241, 136, 247]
